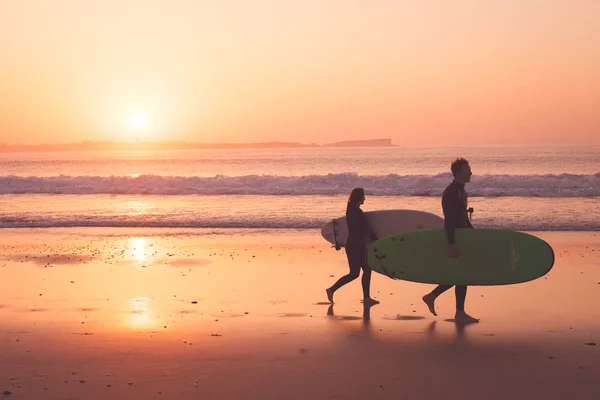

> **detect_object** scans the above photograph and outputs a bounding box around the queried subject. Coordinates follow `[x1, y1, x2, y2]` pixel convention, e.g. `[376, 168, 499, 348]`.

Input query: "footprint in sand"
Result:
[277, 313, 307, 318]
[209, 313, 246, 318]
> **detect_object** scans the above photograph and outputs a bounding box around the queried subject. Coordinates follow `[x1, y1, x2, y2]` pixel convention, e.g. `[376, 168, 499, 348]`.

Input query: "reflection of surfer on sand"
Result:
[422, 158, 480, 324]
[326, 188, 380, 306]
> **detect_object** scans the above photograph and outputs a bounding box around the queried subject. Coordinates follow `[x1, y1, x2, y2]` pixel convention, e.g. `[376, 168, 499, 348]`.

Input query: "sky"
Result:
[0, 0, 599, 146]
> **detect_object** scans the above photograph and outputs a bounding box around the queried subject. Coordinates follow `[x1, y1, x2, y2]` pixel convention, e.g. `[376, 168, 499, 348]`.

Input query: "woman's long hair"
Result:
[347, 188, 365, 208]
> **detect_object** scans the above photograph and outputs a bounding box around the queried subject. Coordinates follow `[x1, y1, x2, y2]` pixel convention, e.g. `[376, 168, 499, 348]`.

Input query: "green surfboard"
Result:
[367, 229, 554, 286]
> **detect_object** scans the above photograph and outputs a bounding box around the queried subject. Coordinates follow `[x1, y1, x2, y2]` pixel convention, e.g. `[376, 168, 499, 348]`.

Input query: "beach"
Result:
[1, 228, 598, 399]
[3, 0, 600, 397]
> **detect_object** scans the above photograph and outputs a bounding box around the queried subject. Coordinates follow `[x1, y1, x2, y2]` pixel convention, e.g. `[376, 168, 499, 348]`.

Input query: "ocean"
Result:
[0, 146, 598, 231]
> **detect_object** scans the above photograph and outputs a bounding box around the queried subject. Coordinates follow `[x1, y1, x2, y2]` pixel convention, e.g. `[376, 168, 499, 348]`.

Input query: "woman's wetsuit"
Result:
[329, 204, 375, 298]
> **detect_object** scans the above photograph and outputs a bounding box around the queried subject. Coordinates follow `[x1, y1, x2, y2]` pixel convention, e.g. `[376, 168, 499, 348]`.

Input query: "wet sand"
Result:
[0, 228, 598, 399]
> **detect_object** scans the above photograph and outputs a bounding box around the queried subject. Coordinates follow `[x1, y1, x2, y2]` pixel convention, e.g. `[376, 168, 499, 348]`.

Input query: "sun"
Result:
[128, 113, 149, 131]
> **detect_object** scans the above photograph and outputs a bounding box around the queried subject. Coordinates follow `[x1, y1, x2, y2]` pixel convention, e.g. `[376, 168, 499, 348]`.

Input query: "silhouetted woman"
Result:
[326, 188, 379, 305]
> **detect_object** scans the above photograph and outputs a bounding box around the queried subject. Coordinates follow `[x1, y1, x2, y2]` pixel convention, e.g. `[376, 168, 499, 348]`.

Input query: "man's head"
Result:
[451, 158, 472, 184]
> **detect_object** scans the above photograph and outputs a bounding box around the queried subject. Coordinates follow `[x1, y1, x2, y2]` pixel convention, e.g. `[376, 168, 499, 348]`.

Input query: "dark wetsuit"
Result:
[430, 180, 473, 311]
[329, 204, 376, 297]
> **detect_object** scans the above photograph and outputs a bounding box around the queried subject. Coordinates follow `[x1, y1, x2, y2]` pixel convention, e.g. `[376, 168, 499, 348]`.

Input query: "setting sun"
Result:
[128, 113, 149, 131]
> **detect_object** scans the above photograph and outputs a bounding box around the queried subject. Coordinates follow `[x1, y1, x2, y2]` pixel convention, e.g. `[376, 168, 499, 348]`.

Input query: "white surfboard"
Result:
[321, 209, 444, 249]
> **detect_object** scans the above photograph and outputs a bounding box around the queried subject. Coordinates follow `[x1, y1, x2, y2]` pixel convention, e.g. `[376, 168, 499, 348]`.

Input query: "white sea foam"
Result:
[0, 173, 598, 197]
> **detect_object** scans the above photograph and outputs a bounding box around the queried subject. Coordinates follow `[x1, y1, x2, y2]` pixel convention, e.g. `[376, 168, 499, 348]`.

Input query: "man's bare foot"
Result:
[455, 310, 480, 324]
[363, 298, 380, 306]
[422, 294, 437, 316]
[326, 288, 334, 304]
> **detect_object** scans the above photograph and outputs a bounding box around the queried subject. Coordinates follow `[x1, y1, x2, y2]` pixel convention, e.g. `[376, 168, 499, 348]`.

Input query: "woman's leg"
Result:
[326, 247, 362, 302]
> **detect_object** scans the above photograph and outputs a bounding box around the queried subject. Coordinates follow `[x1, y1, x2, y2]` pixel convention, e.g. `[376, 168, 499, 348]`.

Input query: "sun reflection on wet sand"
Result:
[127, 237, 153, 269]
[126, 296, 156, 330]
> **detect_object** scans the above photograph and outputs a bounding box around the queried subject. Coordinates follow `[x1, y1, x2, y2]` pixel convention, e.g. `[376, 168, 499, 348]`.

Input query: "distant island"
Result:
[0, 138, 394, 152]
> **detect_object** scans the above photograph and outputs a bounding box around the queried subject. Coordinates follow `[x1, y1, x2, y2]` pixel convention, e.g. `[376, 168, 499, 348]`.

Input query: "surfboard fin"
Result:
[332, 219, 342, 251]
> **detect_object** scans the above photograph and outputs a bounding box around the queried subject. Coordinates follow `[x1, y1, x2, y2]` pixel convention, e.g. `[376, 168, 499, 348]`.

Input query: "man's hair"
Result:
[451, 158, 469, 177]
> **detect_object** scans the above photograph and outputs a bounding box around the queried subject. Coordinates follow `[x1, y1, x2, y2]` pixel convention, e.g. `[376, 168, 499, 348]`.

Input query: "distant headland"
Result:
[0, 138, 394, 152]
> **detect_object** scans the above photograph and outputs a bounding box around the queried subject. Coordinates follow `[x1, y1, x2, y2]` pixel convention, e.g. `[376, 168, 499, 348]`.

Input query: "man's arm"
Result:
[442, 187, 460, 245]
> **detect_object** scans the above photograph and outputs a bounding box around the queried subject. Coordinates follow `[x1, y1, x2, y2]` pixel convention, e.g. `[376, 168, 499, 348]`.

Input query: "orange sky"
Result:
[0, 0, 598, 146]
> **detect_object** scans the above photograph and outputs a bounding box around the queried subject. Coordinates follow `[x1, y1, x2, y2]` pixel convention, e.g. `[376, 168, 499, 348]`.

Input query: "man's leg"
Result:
[454, 285, 479, 323]
[422, 285, 453, 316]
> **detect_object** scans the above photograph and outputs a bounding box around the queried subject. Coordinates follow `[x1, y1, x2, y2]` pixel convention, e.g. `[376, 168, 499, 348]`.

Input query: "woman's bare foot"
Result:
[455, 310, 480, 324]
[326, 288, 334, 304]
[422, 293, 437, 316]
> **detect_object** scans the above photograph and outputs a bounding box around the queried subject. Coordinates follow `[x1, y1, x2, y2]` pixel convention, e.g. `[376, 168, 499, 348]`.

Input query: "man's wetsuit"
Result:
[430, 180, 473, 310]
